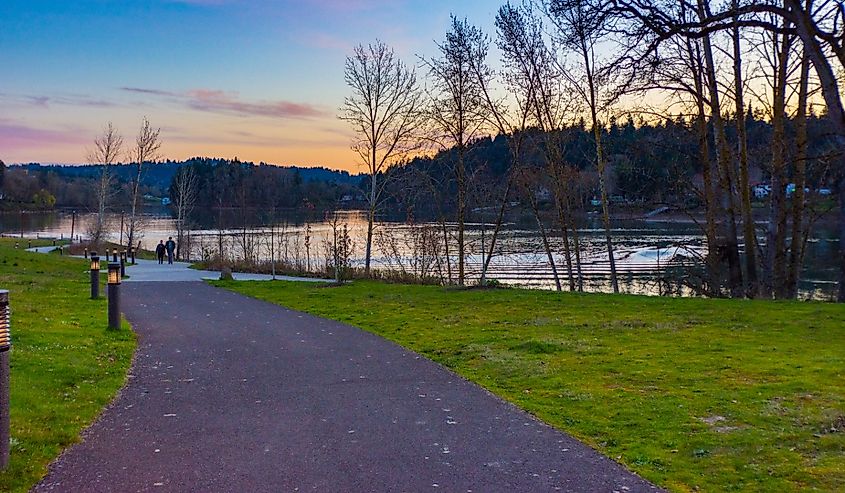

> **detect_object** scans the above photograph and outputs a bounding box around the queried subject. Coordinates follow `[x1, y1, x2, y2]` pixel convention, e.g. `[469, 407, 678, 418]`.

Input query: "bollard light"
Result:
[129, 246, 135, 265]
[0, 289, 10, 470]
[120, 251, 127, 278]
[107, 262, 121, 330]
[108, 262, 121, 285]
[28, 240, 32, 249]
[112, 248, 118, 262]
[90, 253, 100, 299]
[84, 247, 88, 259]
[0, 291, 10, 351]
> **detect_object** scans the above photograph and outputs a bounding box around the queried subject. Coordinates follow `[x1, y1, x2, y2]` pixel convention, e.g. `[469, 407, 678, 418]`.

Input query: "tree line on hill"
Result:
[0, 158, 360, 212]
[383, 111, 836, 215]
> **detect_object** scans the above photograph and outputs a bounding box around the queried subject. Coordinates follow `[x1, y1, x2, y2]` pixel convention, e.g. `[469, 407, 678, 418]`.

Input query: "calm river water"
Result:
[2, 208, 839, 300]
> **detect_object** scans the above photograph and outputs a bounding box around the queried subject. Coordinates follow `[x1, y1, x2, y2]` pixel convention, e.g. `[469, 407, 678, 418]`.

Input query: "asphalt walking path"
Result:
[121, 258, 324, 283]
[35, 280, 660, 492]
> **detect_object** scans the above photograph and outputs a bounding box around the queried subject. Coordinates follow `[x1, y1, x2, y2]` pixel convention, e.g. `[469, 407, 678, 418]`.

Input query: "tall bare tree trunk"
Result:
[689, 40, 721, 296]
[568, 197, 585, 291]
[732, 4, 759, 298]
[768, 25, 792, 299]
[365, 168, 376, 276]
[457, 144, 466, 286]
[787, 54, 811, 298]
[783, 0, 845, 301]
[526, 181, 562, 291]
[583, 48, 619, 293]
[698, 1, 744, 296]
[547, 135, 576, 291]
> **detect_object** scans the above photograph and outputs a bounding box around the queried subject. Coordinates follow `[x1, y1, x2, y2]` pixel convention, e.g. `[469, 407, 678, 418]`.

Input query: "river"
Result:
[1, 208, 839, 300]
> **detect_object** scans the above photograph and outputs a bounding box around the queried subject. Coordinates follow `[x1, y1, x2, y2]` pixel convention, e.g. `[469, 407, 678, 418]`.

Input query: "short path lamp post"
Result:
[84, 247, 88, 259]
[120, 251, 127, 278]
[107, 263, 121, 330]
[90, 253, 100, 299]
[0, 290, 11, 470]
[112, 248, 118, 263]
[129, 246, 135, 265]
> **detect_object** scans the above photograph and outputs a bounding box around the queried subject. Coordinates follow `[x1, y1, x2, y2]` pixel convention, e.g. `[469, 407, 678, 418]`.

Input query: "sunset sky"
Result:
[1, 0, 498, 171]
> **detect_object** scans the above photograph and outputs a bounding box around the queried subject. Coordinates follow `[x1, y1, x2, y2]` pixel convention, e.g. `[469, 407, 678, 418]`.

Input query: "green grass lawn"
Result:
[217, 279, 845, 492]
[0, 238, 135, 492]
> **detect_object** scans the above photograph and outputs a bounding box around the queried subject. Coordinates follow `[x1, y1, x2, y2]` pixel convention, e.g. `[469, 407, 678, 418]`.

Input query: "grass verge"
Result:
[215, 279, 845, 492]
[0, 238, 135, 492]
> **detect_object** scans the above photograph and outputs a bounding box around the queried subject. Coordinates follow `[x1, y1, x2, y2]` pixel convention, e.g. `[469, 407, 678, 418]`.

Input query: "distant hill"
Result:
[11, 158, 362, 189]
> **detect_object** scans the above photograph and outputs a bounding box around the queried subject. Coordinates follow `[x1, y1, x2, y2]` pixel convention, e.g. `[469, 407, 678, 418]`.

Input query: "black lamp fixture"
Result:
[90, 253, 100, 299]
[107, 262, 121, 330]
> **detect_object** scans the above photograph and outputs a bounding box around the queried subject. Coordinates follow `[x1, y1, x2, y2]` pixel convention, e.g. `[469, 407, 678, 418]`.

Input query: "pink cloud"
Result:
[120, 87, 179, 97]
[0, 92, 116, 109]
[0, 122, 87, 153]
[119, 86, 326, 119]
[185, 89, 324, 119]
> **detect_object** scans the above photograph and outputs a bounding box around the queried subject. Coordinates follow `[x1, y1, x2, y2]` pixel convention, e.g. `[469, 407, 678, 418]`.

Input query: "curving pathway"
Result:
[35, 281, 661, 492]
[122, 258, 324, 283]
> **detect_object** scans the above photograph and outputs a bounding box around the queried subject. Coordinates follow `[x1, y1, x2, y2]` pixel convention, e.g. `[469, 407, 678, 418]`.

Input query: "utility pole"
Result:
[119, 211, 125, 246]
[70, 210, 77, 244]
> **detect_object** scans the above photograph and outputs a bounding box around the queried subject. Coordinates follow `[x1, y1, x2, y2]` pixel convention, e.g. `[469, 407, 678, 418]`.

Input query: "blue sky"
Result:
[1, 0, 501, 170]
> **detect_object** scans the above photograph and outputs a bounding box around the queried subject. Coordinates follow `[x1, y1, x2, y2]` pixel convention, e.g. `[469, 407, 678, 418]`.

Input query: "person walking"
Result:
[165, 237, 176, 265]
[156, 240, 166, 265]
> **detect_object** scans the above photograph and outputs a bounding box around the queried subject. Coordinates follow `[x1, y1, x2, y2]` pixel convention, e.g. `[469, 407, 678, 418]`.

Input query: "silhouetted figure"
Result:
[156, 240, 166, 265]
[165, 237, 176, 265]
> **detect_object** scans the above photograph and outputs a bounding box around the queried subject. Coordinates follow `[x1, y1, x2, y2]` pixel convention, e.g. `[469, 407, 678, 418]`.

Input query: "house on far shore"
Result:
[752, 183, 771, 200]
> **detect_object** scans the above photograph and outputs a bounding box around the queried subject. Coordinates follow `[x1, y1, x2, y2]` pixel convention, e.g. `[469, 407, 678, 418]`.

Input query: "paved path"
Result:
[23, 245, 325, 282]
[122, 258, 326, 283]
[26, 246, 62, 254]
[35, 282, 660, 492]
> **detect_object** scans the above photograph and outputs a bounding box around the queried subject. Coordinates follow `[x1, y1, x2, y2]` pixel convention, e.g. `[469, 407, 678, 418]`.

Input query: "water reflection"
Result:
[1, 209, 838, 300]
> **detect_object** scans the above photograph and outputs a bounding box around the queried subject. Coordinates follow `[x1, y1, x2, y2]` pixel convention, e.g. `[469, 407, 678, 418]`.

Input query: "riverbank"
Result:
[0, 239, 135, 492]
[218, 279, 845, 492]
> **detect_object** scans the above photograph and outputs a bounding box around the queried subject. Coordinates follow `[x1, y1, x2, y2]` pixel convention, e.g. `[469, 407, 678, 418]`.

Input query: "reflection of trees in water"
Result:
[4, 210, 839, 300]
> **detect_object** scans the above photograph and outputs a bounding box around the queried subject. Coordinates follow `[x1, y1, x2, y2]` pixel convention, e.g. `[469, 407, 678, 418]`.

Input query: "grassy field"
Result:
[0, 238, 135, 492]
[217, 279, 845, 492]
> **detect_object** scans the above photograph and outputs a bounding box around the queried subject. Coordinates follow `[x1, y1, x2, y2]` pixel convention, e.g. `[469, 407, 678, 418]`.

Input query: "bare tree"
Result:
[421, 16, 492, 286]
[172, 164, 198, 261]
[498, 2, 585, 291]
[340, 40, 424, 276]
[86, 122, 123, 249]
[787, 46, 812, 297]
[125, 117, 162, 252]
[547, 0, 621, 292]
[731, 0, 761, 297]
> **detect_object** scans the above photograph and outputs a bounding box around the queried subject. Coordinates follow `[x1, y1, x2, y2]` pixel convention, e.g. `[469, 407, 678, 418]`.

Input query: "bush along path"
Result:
[35, 281, 658, 492]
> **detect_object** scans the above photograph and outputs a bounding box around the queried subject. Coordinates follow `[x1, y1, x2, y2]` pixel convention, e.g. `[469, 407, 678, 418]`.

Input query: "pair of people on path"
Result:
[156, 237, 176, 265]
